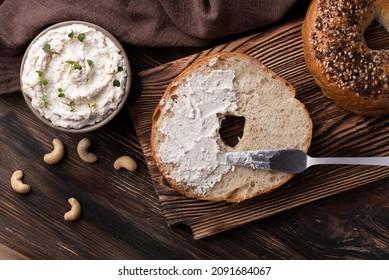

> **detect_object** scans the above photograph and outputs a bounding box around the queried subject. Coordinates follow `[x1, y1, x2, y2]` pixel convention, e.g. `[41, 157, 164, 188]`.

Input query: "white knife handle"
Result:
[308, 156, 389, 168]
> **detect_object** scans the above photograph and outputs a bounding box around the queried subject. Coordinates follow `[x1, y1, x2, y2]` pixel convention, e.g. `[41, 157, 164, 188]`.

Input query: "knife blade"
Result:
[218, 149, 389, 174]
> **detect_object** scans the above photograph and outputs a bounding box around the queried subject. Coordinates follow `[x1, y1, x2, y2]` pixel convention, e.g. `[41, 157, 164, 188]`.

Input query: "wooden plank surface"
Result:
[130, 20, 389, 239]
[0, 17, 388, 259]
[0, 93, 171, 259]
[0, 243, 29, 260]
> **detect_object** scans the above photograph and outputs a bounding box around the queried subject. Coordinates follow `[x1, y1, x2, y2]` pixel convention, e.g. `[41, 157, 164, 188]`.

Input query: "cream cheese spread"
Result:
[158, 69, 237, 194]
[21, 23, 127, 129]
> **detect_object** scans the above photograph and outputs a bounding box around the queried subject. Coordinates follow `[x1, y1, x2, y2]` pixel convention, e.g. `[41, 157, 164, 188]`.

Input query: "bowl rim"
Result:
[20, 20, 131, 133]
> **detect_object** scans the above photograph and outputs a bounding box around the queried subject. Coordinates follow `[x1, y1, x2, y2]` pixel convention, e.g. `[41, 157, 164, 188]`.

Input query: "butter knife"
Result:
[218, 149, 389, 174]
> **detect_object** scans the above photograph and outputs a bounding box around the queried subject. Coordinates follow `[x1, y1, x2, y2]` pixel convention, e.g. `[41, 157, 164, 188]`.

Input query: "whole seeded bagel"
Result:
[151, 52, 312, 202]
[302, 0, 389, 116]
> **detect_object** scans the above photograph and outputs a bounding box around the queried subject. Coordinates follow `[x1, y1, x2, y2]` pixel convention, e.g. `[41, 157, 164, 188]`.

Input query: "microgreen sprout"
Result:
[86, 59, 94, 81]
[73, 63, 82, 70]
[66, 60, 81, 70]
[35, 71, 49, 108]
[108, 65, 124, 75]
[39, 94, 49, 108]
[63, 100, 76, 112]
[42, 44, 59, 55]
[113, 79, 120, 87]
[88, 102, 97, 114]
[65, 60, 82, 76]
[68, 30, 86, 42]
[36, 70, 48, 86]
[57, 87, 65, 97]
[69, 101, 76, 112]
[77, 33, 86, 42]
[111, 65, 123, 87]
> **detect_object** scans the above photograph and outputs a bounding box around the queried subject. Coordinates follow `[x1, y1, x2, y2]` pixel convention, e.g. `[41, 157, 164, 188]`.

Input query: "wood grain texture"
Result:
[0, 243, 29, 260]
[130, 20, 389, 239]
[1, 17, 388, 260]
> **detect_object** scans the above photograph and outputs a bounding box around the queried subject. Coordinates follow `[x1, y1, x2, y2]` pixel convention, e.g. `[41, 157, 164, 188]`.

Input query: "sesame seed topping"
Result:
[311, 0, 389, 98]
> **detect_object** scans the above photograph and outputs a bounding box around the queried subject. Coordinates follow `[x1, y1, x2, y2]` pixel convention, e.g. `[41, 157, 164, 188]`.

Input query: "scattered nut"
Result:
[11, 170, 31, 194]
[43, 138, 65, 164]
[77, 138, 98, 163]
[114, 156, 137, 172]
[64, 197, 81, 222]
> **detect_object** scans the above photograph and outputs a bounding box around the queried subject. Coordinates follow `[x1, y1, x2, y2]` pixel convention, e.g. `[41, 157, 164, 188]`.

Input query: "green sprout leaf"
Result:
[109, 65, 125, 76]
[68, 31, 86, 43]
[64, 101, 76, 112]
[36, 70, 44, 78]
[113, 79, 120, 87]
[73, 63, 82, 71]
[42, 43, 58, 55]
[42, 44, 51, 54]
[39, 95, 48, 108]
[88, 102, 97, 114]
[77, 33, 85, 42]
[87, 59, 94, 82]
[65, 60, 81, 76]
[69, 101, 75, 111]
[36, 70, 48, 86]
[57, 88, 65, 97]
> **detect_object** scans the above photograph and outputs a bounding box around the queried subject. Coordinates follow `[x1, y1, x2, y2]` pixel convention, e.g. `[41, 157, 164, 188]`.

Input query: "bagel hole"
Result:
[364, 21, 389, 50]
[219, 115, 245, 147]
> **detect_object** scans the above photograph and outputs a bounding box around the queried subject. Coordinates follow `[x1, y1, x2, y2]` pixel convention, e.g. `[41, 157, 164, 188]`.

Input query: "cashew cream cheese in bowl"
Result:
[20, 21, 130, 132]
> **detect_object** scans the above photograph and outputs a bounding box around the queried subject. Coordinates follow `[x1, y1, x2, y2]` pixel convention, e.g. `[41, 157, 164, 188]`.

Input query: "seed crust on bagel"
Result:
[302, 0, 389, 116]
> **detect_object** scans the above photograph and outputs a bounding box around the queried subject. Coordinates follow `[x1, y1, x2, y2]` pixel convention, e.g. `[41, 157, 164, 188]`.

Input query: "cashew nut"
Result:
[77, 138, 98, 163]
[64, 197, 81, 222]
[43, 138, 65, 164]
[11, 170, 31, 194]
[114, 156, 137, 172]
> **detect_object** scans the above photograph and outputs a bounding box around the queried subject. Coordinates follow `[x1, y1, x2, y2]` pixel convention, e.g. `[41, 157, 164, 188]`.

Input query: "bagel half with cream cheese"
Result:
[302, 0, 389, 116]
[151, 52, 313, 202]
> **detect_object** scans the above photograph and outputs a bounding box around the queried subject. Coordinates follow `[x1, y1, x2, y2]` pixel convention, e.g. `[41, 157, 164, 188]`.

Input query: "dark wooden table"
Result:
[1, 8, 388, 259]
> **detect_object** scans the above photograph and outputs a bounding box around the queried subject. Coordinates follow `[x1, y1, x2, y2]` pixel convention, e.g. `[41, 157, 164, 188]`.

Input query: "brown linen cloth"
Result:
[0, 0, 305, 95]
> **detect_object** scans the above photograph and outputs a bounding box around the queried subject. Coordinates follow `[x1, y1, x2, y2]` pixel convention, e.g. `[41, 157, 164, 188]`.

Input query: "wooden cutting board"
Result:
[129, 20, 389, 239]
